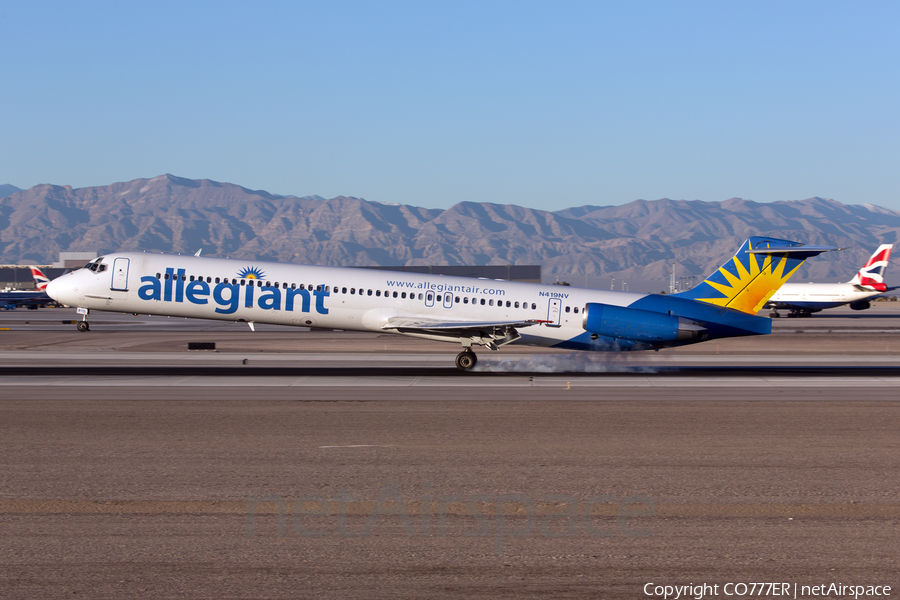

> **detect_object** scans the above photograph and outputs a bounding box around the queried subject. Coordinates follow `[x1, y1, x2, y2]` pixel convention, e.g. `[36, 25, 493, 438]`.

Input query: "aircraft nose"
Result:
[45, 278, 63, 301]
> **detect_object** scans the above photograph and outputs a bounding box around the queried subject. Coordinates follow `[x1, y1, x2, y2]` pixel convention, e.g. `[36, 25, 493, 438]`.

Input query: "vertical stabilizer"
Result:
[30, 267, 50, 291]
[849, 244, 892, 291]
[674, 237, 837, 314]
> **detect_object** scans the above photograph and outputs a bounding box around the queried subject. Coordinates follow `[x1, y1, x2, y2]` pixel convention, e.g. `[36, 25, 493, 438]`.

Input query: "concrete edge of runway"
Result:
[4, 364, 900, 377]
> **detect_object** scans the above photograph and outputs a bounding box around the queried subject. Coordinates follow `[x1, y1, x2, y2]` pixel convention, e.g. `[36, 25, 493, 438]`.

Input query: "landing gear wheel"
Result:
[769, 310, 780, 318]
[77, 321, 90, 332]
[455, 350, 477, 372]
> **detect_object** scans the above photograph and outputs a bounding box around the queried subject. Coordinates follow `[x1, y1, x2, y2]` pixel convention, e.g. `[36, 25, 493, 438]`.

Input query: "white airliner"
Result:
[766, 244, 894, 318]
[46, 236, 835, 370]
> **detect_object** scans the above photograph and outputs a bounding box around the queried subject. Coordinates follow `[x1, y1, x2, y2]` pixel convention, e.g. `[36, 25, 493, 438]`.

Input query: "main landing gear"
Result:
[769, 308, 812, 318]
[455, 349, 477, 372]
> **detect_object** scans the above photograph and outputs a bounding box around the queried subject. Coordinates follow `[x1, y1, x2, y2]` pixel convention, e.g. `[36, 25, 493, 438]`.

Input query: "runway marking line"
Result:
[1, 499, 897, 518]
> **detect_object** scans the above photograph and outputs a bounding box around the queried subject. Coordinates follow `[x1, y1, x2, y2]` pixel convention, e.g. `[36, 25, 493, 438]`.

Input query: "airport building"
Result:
[363, 264, 541, 283]
[0, 251, 540, 289]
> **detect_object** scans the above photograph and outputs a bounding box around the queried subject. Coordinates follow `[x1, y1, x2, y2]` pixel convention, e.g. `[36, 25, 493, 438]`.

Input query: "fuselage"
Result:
[768, 282, 883, 311]
[46, 252, 635, 350]
[45, 251, 768, 352]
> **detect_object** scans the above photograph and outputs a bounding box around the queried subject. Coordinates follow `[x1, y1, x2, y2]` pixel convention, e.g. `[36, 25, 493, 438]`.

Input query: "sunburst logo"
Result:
[237, 266, 265, 280]
[684, 239, 805, 315]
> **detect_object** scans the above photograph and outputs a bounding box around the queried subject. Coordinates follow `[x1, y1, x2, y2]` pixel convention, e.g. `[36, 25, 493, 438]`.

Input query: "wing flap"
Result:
[383, 317, 541, 332]
[382, 317, 542, 350]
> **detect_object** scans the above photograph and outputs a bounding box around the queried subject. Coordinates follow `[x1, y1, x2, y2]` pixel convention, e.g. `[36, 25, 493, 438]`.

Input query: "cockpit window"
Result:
[83, 259, 107, 273]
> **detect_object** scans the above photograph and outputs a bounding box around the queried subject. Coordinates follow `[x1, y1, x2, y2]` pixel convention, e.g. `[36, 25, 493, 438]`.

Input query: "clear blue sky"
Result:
[2, 1, 898, 210]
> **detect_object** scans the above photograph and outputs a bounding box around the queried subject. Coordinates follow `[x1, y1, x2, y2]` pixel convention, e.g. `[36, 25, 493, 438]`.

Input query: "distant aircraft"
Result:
[46, 237, 835, 370]
[0, 267, 54, 310]
[766, 244, 894, 317]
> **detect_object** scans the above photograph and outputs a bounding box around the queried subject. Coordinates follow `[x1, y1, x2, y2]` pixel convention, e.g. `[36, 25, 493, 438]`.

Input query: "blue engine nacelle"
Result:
[582, 302, 706, 343]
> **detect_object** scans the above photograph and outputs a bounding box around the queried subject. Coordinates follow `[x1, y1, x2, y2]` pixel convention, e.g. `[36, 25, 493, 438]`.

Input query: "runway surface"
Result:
[1, 306, 899, 598]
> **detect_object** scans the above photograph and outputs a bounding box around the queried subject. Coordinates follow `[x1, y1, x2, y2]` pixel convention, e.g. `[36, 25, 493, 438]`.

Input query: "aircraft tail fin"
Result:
[848, 244, 892, 292]
[673, 237, 838, 314]
[30, 267, 50, 291]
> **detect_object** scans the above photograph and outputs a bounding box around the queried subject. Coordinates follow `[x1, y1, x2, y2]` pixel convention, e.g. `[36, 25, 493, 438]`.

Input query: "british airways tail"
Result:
[849, 244, 892, 292]
[674, 237, 839, 314]
[30, 267, 50, 291]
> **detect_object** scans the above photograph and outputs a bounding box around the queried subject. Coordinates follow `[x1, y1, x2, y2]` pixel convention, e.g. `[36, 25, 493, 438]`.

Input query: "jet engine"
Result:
[582, 302, 706, 343]
[849, 300, 871, 311]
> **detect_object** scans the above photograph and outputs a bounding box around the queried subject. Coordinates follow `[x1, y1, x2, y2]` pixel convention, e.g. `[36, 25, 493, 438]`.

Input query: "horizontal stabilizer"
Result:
[747, 244, 840, 258]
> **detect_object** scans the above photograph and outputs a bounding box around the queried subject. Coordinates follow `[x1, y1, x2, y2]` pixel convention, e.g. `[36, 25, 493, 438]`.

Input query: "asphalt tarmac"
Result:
[1, 306, 899, 599]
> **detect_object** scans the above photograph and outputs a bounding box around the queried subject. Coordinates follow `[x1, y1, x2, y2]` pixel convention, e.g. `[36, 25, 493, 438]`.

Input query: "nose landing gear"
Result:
[455, 349, 477, 371]
[76, 308, 90, 332]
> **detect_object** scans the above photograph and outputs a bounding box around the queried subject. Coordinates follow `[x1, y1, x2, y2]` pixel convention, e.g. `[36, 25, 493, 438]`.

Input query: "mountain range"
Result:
[2, 174, 899, 292]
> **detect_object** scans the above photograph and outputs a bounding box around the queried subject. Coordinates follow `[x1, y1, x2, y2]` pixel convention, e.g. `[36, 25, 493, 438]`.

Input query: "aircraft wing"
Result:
[382, 317, 544, 350]
[384, 317, 543, 332]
